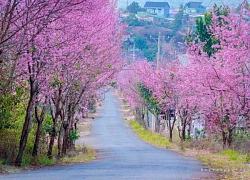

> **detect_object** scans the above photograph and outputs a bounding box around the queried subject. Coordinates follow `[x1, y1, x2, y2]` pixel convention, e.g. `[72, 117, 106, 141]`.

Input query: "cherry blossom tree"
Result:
[117, 2, 249, 148]
[0, 0, 124, 165]
[186, 2, 250, 147]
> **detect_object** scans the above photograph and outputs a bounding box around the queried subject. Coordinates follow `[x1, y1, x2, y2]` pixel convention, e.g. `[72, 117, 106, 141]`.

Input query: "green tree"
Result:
[0, 87, 25, 129]
[137, 84, 161, 132]
[185, 4, 230, 57]
[127, 1, 141, 14]
[133, 35, 147, 50]
[194, 13, 217, 57]
[172, 5, 184, 32]
[144, 44, 157, 61]
[124, 13, 140, 26]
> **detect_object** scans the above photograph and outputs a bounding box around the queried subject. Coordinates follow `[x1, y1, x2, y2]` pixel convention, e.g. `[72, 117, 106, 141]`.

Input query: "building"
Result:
[144, 2, 170, 17]
[184, 1, 206, 14]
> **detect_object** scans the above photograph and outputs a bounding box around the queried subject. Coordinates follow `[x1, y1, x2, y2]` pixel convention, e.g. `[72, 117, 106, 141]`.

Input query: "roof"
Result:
[185, 2, 202, 9]
[144, 2, 170, 8]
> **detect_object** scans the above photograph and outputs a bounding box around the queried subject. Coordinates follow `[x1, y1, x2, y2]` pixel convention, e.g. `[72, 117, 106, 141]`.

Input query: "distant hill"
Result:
[118, 0, 244, 10]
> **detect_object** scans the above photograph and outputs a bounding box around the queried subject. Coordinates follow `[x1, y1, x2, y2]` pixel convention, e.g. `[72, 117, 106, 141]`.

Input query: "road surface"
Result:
[1, 91, 212, 180]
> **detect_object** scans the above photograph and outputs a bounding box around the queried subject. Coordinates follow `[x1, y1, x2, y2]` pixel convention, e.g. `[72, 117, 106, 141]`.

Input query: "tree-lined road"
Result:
[1, 91, 211, 180]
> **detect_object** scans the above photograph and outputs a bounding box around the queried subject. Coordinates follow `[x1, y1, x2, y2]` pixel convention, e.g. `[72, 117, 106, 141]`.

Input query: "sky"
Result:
[117, 0, 245, 9]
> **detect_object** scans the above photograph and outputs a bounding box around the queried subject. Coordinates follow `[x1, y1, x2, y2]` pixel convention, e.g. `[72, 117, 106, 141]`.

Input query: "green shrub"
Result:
[246, 154, 250, 163]
[21, 155, 32, 167]
[219, 149, 239, 161]
[37, 157, 53, 165]
[69, 129, 80, 141]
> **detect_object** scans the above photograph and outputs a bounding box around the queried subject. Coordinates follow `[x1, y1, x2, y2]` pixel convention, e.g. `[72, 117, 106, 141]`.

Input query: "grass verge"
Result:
[127, 120, 250, 179]
[56, 146, 96, 165]
[0, 145, 96, 175]
[128, 120, 172, 148]
[197, 150, 250, 179]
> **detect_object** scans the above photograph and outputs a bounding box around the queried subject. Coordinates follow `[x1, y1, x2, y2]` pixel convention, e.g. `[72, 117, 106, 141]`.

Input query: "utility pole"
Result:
[156, 32, 161, 69]
[150, 32, 161, 69]
[152, 32, 162, 132]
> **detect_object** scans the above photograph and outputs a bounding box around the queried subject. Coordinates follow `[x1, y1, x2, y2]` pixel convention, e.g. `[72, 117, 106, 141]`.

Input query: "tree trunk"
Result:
[155, 115, 160, 133]
[48, 88, 62, 158]
[166, 111, 172, 142]
[169, 128, 173, 142]
[68, 128, 74, 150]
[222, 131, 227, 149]
[140, 107, 145, 128]
[32, 101, 47, 157]
[146, 109, 149, 129]
[32, 121, 42, 157]
[62, 123, 69, 156]
[15, 81, 36, 166]
[57, 123, 63, 158]
[47, 120, 57, 158]
[135, 108, 139, 121]
[187, 123, 191, 139]
[227, 129, 233, 148]
[182, 123, 186, 141]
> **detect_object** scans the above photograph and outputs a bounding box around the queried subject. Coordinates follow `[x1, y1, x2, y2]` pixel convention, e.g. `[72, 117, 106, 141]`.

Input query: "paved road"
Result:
[1, 91, 211, 180]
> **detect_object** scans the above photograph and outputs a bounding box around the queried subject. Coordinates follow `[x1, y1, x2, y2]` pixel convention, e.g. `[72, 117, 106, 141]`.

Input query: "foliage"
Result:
[133, 35, 147, 50]
[21, 155, 32, 167]
[138, 84, 160, 115]
[124, 13, 148, 26]
[127, 1, 141, 14]
[143, 44, 157, 61]
[0, 93, 28, 163]
[186, 3, 250, 147]
[172, 5, 184, 32]
[194, 14, 218, 57]
[123, 14, 140, 26]
[118, 3, 250, 149]
[186, 4, 230, 57]
[246, 154, 250, 162]
[42, 115, 53, 135]
[0, 0, 124, 166]
[219, 150, 239, 161]
[0, 146, 96, 172]
[37, 157, 53, 165]
[123, 14, 150, 26]
[0, 87, 26, 129]
[69, 130, 80, 141]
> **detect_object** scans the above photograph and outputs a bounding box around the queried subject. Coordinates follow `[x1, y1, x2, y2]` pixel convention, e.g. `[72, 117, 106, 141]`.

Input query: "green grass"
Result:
[128, 120, 171, 148]
[0, 146, 96, 175]
[37, 157, 54, 165]
[219, 149, 239, 161]
[21, 155, 32, 167]
[39, 146, 97, 166]
[197, 150, 250, 179]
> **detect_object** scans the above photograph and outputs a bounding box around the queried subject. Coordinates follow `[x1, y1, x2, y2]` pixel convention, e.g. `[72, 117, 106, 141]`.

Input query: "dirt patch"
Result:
[0, 168, 7, 175]
[192, 171, 224, 180]
[77, 106, 101, 138]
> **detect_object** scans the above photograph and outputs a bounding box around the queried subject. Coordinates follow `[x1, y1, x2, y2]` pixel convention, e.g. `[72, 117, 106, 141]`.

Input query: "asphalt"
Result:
[0, 91, 211, 180]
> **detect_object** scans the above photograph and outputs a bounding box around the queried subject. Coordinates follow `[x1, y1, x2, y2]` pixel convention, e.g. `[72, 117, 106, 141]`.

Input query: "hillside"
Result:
[118, 0, 244, 9]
